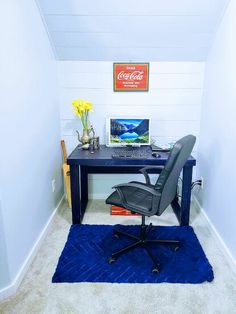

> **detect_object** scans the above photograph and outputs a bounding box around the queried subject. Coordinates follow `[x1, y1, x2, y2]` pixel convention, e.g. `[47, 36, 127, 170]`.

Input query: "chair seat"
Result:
[106, 183, 154, 212]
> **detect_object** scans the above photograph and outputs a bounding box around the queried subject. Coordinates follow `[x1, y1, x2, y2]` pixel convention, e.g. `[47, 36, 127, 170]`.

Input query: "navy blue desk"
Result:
[67, 145, 196, 225]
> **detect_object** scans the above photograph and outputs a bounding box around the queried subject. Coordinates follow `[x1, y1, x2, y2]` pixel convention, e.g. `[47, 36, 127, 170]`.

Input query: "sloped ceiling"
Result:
[36, 0, 229, 61]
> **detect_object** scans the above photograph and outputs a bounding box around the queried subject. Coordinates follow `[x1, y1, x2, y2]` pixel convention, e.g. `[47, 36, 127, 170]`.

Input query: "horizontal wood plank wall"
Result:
[58, 61, 205, 198]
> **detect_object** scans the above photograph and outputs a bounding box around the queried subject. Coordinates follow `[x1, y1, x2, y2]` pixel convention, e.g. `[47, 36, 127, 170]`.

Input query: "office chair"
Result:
[106, 135, 196, 273]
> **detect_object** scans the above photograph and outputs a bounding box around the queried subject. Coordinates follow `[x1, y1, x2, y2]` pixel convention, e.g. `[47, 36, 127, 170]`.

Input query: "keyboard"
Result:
[112, 154, 147, 159]
[113, 147, 147, 153]
[111, 147, 148, 159]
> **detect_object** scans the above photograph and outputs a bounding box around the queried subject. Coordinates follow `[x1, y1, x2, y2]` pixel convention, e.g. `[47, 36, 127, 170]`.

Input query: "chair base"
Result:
[108, 219, 180, 273]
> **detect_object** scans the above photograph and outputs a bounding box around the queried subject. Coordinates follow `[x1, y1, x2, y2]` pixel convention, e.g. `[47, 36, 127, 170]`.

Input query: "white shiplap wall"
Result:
[58, 61, 205, 198]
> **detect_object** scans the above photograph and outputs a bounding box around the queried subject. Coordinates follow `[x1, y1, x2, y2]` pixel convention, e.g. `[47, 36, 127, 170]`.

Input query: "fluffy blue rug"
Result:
[52, 224, 214, 284]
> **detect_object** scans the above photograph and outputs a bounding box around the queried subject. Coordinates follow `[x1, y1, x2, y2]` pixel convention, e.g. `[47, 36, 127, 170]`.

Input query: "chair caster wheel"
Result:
[108, 257, 116, 264]
[152, 267, 160, 274]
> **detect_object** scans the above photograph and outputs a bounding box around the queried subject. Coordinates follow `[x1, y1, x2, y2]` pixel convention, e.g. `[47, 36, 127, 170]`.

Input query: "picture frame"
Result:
[113, 63, 149, 92]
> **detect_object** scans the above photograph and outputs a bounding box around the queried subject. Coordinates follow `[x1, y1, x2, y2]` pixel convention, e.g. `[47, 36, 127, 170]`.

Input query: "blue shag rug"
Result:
[52, 224, 214, 284]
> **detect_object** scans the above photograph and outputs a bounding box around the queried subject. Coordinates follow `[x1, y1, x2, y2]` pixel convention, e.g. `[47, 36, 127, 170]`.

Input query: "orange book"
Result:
[111, 205, 140, 216]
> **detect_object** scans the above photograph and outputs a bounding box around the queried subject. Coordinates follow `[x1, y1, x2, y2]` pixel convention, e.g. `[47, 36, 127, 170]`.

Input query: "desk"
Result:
[67, 145, 196, 225]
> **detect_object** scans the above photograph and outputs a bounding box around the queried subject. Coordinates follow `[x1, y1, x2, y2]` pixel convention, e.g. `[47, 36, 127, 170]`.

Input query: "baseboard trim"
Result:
[0, 195, 64, 301]
[193, 196, 236, 273]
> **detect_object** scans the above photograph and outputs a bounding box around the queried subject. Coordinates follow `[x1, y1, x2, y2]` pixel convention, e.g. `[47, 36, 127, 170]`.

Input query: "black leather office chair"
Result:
[106, 135, 196, 273]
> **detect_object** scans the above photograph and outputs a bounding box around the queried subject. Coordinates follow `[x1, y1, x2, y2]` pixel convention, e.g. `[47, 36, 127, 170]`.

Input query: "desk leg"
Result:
[180, 165, 193, 225]
[171, 165, 193, 226]
[80, 166, 88, 218]
[70, 164, 81, 224]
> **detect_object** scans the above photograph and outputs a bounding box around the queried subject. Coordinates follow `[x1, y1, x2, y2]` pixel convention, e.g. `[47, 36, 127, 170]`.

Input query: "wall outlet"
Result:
[200, 176, 204, 189]
[52, 179, 56, 193]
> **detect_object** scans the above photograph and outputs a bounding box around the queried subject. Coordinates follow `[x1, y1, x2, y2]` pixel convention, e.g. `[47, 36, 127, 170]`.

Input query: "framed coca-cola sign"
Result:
[113, 63, 149, 92]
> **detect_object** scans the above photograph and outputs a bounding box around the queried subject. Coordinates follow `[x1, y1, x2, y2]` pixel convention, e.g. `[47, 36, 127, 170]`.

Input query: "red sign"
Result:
[113, 63, 149, 92]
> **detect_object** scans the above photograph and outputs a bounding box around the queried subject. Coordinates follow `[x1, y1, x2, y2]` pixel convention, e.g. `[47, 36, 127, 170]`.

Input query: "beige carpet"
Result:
[0, 200, 236, 314]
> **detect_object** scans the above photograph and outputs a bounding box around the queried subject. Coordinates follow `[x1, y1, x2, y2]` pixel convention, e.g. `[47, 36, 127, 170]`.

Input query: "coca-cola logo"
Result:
[117, 71, 144, 81]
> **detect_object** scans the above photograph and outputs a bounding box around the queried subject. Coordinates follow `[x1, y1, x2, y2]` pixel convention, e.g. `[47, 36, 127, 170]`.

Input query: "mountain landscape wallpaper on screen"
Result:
[110, 119, 149, 144]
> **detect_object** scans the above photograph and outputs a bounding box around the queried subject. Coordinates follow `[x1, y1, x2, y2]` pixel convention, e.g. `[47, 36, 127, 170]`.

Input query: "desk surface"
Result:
[67, 145, 196, 166]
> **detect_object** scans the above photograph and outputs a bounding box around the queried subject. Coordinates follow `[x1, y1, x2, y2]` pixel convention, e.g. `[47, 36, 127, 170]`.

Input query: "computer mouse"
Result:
[152, 152, 160, 158]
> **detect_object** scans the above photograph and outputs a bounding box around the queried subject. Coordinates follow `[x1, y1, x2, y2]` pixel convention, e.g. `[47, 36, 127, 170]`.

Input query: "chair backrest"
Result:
[155, 135, 196, 215]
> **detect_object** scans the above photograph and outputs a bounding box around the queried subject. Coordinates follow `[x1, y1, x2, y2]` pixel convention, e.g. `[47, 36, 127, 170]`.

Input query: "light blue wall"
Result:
[197, 0, 236, 259]
[0, 198, 10, 289]
[0, 0, 63, 288]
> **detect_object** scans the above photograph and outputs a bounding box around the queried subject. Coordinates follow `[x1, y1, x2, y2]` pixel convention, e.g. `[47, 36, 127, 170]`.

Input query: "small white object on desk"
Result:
[81, 143, 89, 150]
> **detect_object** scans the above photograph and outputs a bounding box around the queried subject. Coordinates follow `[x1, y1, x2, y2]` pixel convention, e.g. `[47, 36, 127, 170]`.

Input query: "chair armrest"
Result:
[140, 166, 164, 185]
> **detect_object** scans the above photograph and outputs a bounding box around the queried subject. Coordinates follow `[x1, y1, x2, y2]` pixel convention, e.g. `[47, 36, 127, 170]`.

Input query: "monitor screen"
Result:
[106, 118, 150, 146]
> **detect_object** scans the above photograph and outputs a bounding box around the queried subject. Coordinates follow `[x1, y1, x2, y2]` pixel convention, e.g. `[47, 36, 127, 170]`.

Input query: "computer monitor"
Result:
[106, 117, 151, 146]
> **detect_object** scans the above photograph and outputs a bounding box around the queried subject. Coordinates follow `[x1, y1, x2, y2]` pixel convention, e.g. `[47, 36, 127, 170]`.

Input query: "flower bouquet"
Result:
[72, 99, 93, 147]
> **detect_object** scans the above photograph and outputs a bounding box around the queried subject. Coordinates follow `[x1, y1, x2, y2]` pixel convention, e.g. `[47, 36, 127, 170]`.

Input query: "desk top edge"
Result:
[67, 145, 196, 166]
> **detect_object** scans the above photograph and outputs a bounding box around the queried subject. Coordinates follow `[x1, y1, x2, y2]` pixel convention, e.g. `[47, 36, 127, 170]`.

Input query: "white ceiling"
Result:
[36, 0, 229, 61]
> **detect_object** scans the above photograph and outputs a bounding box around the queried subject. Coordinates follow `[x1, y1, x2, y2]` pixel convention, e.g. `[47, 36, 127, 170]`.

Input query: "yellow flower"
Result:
[72, 99, 83, 109]
[84, 101, 93, 111]
[71, 99, 93, 129]
[73, 107, 82, 118]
